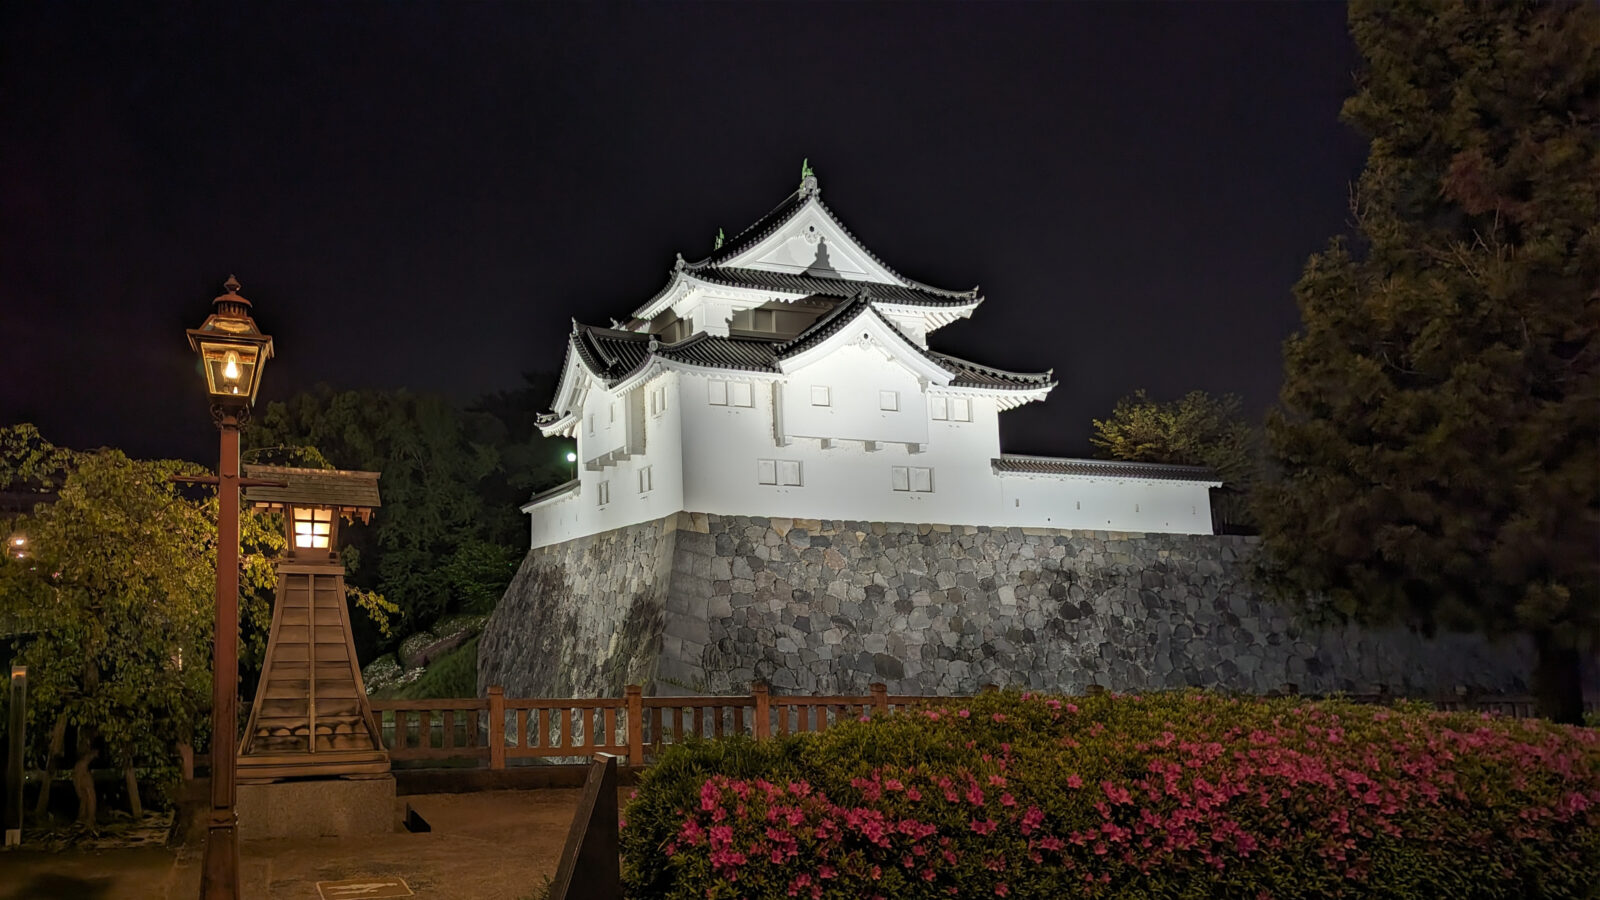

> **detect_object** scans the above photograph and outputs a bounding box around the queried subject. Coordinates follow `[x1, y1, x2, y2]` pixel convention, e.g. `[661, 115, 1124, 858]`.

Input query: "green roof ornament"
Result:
[799, 158, 819, 197]
[713, 227, 725, 251]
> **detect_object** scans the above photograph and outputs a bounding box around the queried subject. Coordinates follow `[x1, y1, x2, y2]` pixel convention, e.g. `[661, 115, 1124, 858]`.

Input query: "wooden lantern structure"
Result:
[237, 465, 389, 781]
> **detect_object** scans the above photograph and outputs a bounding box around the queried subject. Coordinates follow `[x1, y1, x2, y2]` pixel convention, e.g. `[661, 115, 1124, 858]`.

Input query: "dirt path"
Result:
[0, 788, 618, 900]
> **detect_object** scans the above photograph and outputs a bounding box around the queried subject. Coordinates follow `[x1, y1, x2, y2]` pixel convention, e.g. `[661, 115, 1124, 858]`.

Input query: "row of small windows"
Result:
[709, 381, 967, 420]
[586, 384, 969, 427]
[749, 461, 936, 493]
[599, 462, 942, 504]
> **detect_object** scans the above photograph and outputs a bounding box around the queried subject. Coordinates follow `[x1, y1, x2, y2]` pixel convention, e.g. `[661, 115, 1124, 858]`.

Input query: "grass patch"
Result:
[371, 636, 479, 700]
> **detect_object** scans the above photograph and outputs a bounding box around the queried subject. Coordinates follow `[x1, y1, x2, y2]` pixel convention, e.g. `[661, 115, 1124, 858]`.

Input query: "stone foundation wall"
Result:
[477, 516, 678, 698]
[480, 512, 1538, 699]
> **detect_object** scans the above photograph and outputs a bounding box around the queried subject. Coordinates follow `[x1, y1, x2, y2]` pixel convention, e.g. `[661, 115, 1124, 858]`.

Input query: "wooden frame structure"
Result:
[237, 466, 389, 782]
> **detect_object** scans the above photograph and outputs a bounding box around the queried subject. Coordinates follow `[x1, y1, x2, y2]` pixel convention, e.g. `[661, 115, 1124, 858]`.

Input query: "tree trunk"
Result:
[33, 714, 67, 822]
[123, 757, 143, 820]
[1531, 629, 1585, 725]
[72, 727, 97, 830]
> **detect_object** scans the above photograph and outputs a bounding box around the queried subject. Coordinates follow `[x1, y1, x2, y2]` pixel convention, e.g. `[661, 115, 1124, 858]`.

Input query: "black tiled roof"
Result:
[567, 304, 1052, 394]
[689, 192, 975, 298]
[694, 267, 977, 306]
[990, 455, 1219, 483]
[772, 291, 875, 355]
[655, 333, 782, 372]
[929, 353, 1054, 390]
[694, 191, 809, 267]
[571, 324, 653, 382]
[633, 186, 977, 319]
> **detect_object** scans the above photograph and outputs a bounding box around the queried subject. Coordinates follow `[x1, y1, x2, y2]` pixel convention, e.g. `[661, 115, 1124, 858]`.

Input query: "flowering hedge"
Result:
[621, 691, 1600, 899]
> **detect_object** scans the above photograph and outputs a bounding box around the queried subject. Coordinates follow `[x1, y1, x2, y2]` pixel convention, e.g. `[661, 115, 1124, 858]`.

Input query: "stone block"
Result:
[238, 775, 396, 840]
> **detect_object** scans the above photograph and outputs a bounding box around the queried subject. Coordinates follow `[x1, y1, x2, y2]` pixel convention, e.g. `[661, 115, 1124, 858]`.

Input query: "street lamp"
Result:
[185, 276, 273, 900]
[565, 450, 577, 480]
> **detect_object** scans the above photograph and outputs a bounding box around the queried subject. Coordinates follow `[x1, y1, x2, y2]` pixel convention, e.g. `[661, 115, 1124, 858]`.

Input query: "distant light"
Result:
[566, 452, 577, 463]
[11, 537, 22, 546]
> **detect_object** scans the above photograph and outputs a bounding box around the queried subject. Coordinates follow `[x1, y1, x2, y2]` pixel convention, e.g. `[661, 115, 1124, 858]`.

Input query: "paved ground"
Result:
[0, 789, 612, 900]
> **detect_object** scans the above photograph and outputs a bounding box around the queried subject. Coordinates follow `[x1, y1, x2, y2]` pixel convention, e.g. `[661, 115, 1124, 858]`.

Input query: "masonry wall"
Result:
[481, 512, 1540, 700]
[478, 516, 678, 698]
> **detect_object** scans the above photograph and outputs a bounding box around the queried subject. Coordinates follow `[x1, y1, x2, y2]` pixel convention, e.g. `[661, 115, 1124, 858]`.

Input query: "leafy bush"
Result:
[622, 692, 1600, 900]
[362, 653, 404, 694]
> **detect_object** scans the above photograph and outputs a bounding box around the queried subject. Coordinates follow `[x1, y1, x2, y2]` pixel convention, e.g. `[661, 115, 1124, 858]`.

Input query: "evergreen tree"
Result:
[1091, 390, 1259, 531]
[1260, 1, 1599, 723]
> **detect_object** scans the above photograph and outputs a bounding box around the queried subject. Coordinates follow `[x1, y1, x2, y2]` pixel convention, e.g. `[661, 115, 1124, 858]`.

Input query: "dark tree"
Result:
[1260, 1, 1599, 722]
[1091, 390, 1259, 532]
[247, 381, 568, 647]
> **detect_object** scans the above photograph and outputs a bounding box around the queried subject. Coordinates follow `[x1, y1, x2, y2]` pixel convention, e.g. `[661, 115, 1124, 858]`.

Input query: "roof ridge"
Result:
[686, 189, 807, 269]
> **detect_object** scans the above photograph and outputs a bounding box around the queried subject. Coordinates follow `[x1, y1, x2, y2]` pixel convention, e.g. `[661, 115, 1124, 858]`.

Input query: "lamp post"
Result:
[185, 276, 273, 900]
[566, 450, 577, 481]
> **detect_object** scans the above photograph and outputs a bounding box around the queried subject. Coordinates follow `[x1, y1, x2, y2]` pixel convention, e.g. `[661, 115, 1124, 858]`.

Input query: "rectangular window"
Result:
[597, 480, 611, 506]
[708, 380, 728, 406]
[879, 390, 899, 411]
[609, 402, 616, 423]
[810, 385, 831, 406]
[730, 382, 753, 407]
[929, 397, 948, 420]
[950, 398, 972, 422]
[638, 466, 653, 494]
[758, 459, 802, 486]
[587, 413, 596, 434]
[649, 385, 666, 416]
[892, 466, 934, 492]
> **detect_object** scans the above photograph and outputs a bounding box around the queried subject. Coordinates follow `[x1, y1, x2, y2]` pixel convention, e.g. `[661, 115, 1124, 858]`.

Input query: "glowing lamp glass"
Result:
[195, 339, 266, 402]
[290, 507, 334, 550]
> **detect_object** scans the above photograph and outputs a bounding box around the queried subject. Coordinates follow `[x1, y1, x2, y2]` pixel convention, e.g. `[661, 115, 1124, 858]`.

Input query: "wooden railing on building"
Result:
[370, 684, 1595, 771]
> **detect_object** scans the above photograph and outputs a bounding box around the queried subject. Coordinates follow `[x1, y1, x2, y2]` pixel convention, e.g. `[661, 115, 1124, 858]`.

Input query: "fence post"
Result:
[488, 686, 506, 771]
[869, 682, 888, 716]
[752, 682, 770, 741]
[1086, 684, 1105, 697]
[6, 666, 25, 847]
[625, 685, 644, 768]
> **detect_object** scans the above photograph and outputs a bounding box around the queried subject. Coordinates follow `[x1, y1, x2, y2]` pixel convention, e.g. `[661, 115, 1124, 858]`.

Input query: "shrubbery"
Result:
[622, 691, 1600, 899]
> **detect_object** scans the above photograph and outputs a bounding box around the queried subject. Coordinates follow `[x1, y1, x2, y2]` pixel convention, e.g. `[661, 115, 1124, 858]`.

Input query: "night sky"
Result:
[1, 3, 1366, 466]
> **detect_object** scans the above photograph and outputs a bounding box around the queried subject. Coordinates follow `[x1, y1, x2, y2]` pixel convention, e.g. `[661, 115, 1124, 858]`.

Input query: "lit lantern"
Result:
[186, 276, 274, 410]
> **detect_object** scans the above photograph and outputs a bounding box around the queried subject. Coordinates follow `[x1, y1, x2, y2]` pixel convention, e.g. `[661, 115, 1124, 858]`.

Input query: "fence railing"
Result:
[370, 683, 934, 769]
[370, 684, 1594, 771]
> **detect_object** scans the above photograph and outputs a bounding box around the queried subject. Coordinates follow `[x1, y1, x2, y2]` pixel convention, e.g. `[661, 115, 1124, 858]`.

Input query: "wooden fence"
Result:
[370, 683, 931, 769]
[370, 684, 1594, 771]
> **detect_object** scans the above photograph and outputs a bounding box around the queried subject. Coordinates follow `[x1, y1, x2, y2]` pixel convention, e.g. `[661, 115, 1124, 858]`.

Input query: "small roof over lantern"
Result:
[242, 465, 381, 558]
